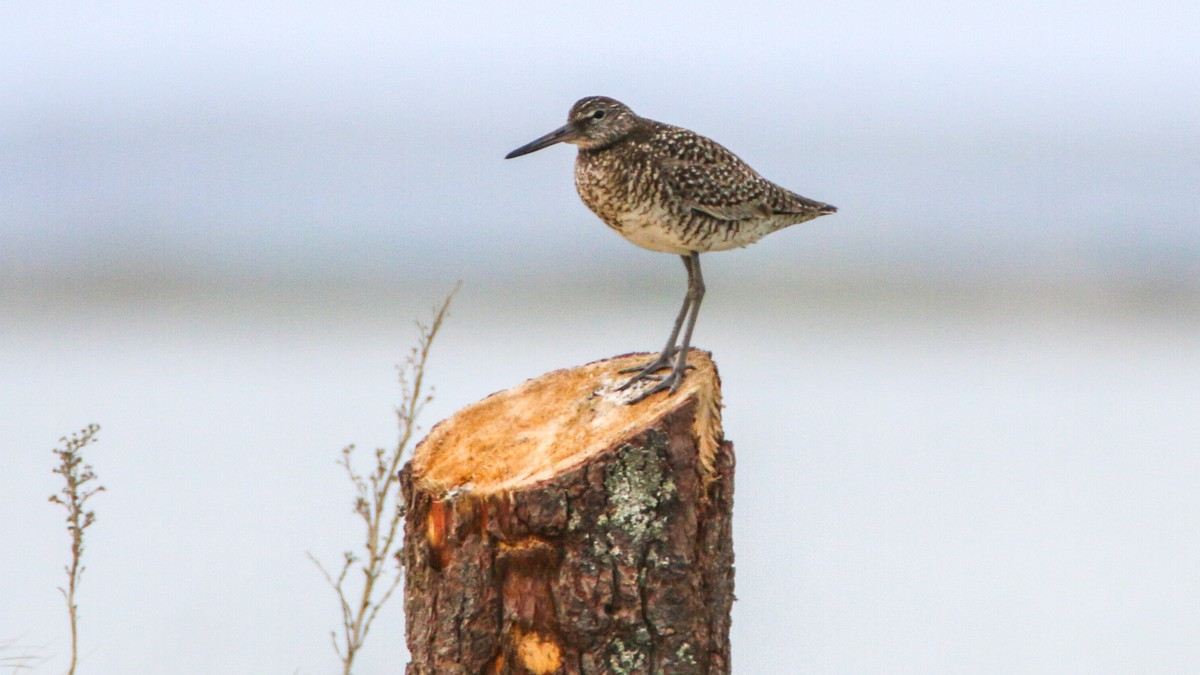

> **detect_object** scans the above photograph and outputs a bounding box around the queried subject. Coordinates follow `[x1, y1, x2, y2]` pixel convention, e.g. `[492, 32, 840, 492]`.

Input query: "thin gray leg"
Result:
[618, 254, 694, 385]
[628, 251, 704, 403]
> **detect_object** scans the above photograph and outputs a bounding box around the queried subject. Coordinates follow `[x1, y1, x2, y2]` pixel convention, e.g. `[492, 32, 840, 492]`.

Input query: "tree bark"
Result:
[401, 350, 734, 674]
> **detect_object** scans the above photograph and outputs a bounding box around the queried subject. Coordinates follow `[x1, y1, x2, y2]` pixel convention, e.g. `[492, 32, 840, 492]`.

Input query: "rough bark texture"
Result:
[401, 352, 734, 674]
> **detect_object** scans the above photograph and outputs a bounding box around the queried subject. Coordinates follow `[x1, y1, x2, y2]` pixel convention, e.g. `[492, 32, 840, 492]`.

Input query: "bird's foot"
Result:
[625, 363, 687, 404]
[617, 351, 675, 384]
[617, 351, 694, 392]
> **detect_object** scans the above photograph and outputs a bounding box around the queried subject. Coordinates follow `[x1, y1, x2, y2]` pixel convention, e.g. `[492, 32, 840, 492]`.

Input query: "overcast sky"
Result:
[2, 0, 1198, 288]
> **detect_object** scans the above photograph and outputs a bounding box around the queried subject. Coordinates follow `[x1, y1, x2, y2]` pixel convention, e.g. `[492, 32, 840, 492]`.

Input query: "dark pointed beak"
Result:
[505, 124, 580, 159]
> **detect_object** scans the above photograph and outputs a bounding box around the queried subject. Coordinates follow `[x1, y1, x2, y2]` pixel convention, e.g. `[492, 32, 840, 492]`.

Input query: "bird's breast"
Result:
[573, 156, 631, 228]
[574, 154, 697, 254]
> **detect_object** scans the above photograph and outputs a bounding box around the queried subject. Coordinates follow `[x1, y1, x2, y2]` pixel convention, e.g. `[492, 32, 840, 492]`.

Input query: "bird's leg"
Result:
[627, 252, 704, 404]
[618, 254, 694, 386]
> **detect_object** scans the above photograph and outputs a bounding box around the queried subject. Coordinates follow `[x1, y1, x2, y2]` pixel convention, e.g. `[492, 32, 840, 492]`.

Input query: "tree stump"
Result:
[401, 350, 735, 674]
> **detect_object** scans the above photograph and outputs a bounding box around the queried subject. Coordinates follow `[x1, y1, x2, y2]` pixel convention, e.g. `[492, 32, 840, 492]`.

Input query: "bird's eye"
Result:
[591, 110, 606, 120]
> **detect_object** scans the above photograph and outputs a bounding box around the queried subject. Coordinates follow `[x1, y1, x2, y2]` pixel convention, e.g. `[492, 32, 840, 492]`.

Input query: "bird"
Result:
[505, 96, 836, 402]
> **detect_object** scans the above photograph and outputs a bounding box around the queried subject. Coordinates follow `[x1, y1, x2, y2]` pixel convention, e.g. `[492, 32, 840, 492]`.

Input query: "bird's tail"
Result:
[786, 189, 837, 215]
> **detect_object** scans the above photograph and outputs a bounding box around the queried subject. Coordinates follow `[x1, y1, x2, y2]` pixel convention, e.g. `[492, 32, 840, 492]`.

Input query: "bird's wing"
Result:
[667, 162, 776, 221]
[650, 129, 822, 221]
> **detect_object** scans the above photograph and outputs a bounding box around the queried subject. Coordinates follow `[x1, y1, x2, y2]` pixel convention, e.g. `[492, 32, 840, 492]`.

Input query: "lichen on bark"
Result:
[603, 435, 676, 545]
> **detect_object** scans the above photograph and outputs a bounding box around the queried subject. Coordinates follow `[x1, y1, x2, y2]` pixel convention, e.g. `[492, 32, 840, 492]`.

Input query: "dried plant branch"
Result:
[0, 635, 48, 673]
[48, 424, 105, 675]
[311, 285, 458, 674]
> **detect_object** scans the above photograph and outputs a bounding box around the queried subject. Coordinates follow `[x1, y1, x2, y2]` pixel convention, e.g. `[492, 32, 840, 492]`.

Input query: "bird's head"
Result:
[505, 96, 639, 159]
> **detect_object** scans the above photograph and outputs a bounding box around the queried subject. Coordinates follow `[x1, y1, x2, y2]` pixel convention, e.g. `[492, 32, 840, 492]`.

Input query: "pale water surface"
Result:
[3, 280, 1197, 673]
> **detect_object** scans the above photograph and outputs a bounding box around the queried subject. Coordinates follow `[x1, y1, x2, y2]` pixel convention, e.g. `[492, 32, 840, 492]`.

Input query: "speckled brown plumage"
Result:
[506, 96, 836, 401]
[566, 97, 835, 255]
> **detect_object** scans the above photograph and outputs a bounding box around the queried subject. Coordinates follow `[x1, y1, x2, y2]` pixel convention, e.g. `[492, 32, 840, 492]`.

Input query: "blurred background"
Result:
[2, 1, 1198, 673]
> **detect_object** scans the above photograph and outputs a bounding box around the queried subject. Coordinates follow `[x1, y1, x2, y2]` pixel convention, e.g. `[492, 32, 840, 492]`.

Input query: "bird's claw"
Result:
[625, 368, 685, 404]
[616, 368, 665, 391]
[617, 353, 674, 377]
[616, 356, 695, 393]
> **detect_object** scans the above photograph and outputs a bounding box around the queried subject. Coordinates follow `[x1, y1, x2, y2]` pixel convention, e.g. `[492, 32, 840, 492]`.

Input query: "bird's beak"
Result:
[505, 124, 580, 159]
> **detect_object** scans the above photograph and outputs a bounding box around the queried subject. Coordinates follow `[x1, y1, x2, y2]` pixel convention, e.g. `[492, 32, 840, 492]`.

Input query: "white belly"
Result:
[612, 207, 774, 255]
[614, 206, 694, 254]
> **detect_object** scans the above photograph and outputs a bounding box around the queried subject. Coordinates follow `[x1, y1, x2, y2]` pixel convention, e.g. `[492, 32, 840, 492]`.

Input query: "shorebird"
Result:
[506, 96, 836, 402]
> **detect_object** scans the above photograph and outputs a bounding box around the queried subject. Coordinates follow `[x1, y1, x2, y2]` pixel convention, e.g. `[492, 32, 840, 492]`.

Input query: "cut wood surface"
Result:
[402, 350, 735, 674]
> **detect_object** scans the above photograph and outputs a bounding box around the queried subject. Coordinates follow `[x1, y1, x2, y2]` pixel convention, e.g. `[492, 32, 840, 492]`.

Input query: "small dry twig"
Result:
[0, 635, 48, 673]
[310, 286, 458, 674]
[48, 424, 105, 675]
